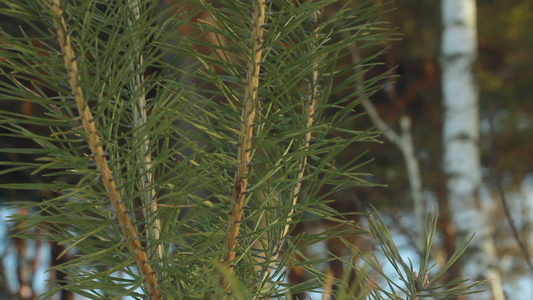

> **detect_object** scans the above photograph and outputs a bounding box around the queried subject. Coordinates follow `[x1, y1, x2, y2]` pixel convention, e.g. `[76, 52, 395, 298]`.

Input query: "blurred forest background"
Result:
[0, 0, 532, 299]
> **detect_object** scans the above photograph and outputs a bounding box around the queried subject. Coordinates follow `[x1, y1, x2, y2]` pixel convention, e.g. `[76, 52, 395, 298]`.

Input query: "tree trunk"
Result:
[440, 1, 503, 299]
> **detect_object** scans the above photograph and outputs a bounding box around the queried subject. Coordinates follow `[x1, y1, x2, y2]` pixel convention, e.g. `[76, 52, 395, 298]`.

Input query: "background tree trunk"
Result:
[440, 1, 503, 299]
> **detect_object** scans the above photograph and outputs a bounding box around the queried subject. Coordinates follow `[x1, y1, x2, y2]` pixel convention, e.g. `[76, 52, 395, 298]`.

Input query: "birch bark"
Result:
[441, 1, 503, 299]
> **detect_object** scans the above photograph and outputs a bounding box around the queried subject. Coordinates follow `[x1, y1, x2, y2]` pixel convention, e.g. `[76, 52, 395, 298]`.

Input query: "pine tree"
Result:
[0, 0, 482, 298]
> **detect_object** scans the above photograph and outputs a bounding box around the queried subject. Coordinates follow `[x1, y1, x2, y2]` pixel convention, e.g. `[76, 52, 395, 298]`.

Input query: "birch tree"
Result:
[441, 1, 503, 298]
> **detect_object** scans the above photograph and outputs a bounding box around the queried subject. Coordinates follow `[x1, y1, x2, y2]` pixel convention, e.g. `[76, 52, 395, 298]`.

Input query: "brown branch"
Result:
[222, 0, 267, 285]
[49, 1, 161, 298]
[322, 267, 334, 300]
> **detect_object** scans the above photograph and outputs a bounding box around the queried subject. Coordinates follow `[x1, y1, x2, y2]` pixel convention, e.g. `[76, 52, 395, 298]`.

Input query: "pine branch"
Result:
[49, 1, 161, 298]
[259, 10, 324, 285]
[223, 0, 267, 283]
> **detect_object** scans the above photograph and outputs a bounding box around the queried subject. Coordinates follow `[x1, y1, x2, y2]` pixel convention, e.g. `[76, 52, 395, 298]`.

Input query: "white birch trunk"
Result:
[441, 1, 503, 299]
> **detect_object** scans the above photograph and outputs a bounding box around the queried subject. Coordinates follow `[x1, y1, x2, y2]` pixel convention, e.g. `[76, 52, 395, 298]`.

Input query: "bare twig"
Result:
[347, 39, 425, 253]
[49, 1, 161, 298]
[488, 108, 533, 274]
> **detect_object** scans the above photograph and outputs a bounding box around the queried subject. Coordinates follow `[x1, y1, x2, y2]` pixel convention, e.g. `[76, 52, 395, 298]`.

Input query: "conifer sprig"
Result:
[223, 0, 267, 274]
[0, 0, 483, 298]
[259, 9, 324, 286]
[49, 0, 161, 298]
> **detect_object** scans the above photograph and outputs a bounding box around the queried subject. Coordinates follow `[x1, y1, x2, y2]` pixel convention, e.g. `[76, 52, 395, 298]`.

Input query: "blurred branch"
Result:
[488, 107, 533, 275]
[322, 267, 334, 300]
[347, 38, 425, 253]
